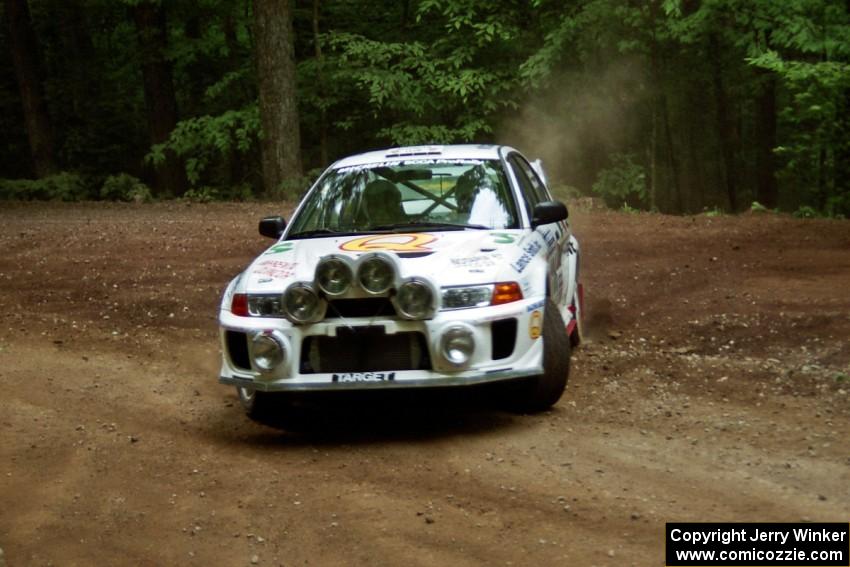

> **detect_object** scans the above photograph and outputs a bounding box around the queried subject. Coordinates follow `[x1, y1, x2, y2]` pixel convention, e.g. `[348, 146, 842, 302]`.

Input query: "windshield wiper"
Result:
[287, 228, 353, 239]
[367, 221, 488, 231]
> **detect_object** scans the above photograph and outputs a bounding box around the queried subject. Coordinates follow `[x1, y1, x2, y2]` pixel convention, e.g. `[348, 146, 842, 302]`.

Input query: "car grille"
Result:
[324, 298, 397, 319]
[300, 326, 431, 373]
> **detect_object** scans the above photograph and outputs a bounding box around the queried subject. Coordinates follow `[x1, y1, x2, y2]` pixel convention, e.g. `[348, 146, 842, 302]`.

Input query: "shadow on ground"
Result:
[206, 385, 550, 447]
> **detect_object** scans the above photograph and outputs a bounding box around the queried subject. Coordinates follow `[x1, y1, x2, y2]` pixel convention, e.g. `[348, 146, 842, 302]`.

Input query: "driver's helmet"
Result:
[362, 179, 403, 224]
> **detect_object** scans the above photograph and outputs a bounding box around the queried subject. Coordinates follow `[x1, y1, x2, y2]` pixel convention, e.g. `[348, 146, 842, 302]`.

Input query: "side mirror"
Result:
[259, 216, 287, 239]
[531, 201, 568, 228]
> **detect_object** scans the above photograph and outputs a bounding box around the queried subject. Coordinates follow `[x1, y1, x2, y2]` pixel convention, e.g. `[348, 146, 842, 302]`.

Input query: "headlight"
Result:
[441, 282, 523, 310]
[247, 294, 284, 317]
[283, 283, 321, 323]
[441, 285, 494, 310]
[251, 332, 285, 372]
[316, 257, 353, 296]
[440, 325, 475, 366]
[396, 279, 435, 319]
[357, 256, 394, 294]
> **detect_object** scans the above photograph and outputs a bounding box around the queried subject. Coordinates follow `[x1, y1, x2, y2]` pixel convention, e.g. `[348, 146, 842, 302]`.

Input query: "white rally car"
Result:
[219, 144, 583, 420]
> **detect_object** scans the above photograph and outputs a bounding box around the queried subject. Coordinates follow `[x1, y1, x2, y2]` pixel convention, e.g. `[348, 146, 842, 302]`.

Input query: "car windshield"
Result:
[287, 159, 520, 236]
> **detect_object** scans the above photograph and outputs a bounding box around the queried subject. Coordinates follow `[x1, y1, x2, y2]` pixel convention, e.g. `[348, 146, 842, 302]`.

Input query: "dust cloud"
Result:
[496, 57, 648, 190]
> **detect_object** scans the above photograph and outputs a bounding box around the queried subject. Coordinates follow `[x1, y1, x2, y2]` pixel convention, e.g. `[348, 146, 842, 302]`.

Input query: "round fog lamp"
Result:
[316, 257, 352, 296]
[252, 333, 284, 372]
[397, 280, 434, 319]
[440, 325, 475, 366]
[283, 284, 321, 323]
[357, 257, 394, 294]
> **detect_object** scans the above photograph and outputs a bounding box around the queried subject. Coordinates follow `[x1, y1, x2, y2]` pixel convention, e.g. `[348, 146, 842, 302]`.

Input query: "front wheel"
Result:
[236, 386, 279, 424]
[511, 300, 571, 413]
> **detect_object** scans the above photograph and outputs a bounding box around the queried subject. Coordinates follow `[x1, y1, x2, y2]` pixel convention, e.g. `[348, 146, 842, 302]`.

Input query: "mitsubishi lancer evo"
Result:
[218, 145, 583, 421]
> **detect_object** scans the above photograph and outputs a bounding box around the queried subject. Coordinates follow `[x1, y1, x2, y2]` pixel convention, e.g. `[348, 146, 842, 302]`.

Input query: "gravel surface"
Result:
[1, 202, 848, 565]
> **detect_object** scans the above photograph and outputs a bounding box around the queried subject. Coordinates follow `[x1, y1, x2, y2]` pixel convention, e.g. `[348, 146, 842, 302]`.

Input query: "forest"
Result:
[1, 0, 849, 216]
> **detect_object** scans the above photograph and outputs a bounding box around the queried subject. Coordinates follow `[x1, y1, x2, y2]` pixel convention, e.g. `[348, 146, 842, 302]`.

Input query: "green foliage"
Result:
[183, 183, 254, 203]
[313, 0, 541, 147]
[2, 0, 850, 213]
[792, 205, 819, 219]
[592, 154, 647, 209]
[749, 201, 779, 214]
[100, 174, 152, 202]
[182, 186, 221, 203]
[147, 104, 259, 186]
[825, 193, 850, 219]
[703, 207, 725, 217]
[0, 173, 92, 201]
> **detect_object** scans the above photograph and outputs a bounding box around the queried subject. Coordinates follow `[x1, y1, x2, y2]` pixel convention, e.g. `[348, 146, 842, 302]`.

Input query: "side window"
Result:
[508, 155, 540, 223]
[513, 155, 551, 204]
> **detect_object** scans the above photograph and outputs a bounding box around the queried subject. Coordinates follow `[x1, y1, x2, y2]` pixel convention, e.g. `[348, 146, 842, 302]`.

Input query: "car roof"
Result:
[331, 144, 516, 168]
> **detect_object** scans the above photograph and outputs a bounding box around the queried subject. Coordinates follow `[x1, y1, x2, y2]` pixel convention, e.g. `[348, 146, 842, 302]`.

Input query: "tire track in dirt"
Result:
[1, 203, 848, 566]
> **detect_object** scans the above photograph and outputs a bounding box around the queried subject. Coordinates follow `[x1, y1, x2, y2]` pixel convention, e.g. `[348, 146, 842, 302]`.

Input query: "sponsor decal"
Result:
[265, 242, 294, 255]
[450, 255, 498, 268]
[529, 310, 542, 339]
[332, 372, 396, 382]
[336, 159, 484, 173]
[526, 299, 545, 312]
[491, 232, 516, 244]
[511, 240, 543, 273]
[253, 259, 297, 279]
[541, 227, 558, 249]
[340, 233, 436, 253]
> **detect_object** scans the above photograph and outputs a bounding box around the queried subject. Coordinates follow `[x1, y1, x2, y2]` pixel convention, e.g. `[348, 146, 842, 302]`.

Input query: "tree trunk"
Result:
[649, 103, 657, 211]
[754, 71, 778, 209]
[52, 0, 93, 118]
[4, 0, 56, 177]
[133, 0, 187, 197]
[254, 0, 303, 195]
[709, 34, 738, 212]
[661, 95, 684, 213]
[312, 0, 328, 166]
[835, 86, 850, 211]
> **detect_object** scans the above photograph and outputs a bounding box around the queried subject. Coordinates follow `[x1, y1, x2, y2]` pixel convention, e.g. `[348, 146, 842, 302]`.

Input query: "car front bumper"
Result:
[218, 297, 548, 393]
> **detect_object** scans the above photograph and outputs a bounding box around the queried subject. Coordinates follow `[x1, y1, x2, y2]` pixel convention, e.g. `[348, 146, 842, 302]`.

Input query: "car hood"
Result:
[239, 229, 538, 294]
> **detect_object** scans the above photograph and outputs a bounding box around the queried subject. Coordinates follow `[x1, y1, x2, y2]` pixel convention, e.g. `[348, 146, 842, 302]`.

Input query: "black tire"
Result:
[236, 386, 280, 425]
[511, 299, 571, 413]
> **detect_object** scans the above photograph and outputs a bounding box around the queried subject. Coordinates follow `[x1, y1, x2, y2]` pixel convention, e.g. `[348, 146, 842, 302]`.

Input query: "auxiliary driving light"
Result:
[396, 279, 435, 319]
[316, 257, 353, 296]
[357, 256, 394, 294]
[282, 283, 321, 323]
[251, 332, 285, 372]
[440, 325, 475, 366]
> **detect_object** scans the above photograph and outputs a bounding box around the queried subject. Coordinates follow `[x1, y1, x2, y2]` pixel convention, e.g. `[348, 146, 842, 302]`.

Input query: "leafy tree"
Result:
[1, 0, 849, 215]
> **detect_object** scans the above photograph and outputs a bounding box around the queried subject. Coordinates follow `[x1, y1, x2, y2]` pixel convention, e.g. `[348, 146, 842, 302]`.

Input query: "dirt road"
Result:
[1, 202, 848, 566]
